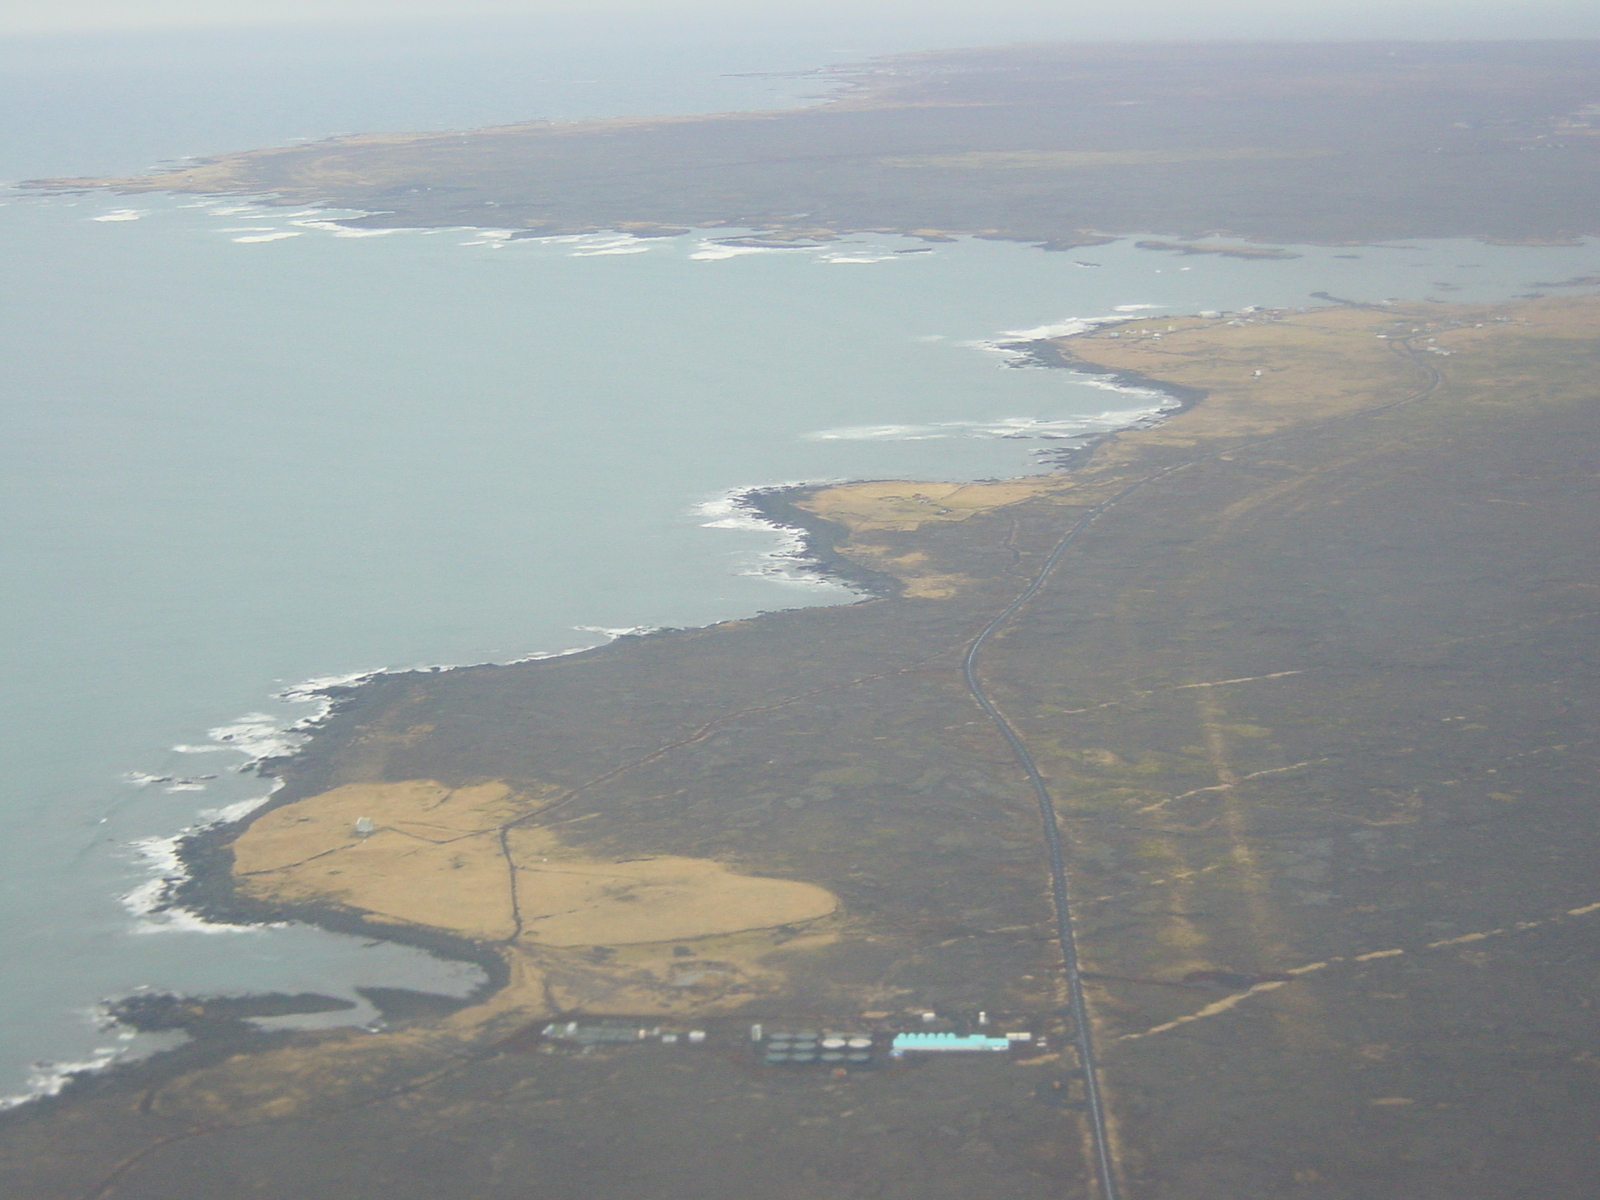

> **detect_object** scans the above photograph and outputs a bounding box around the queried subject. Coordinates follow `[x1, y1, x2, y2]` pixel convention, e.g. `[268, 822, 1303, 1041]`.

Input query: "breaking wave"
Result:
[695, 485, 857, 592]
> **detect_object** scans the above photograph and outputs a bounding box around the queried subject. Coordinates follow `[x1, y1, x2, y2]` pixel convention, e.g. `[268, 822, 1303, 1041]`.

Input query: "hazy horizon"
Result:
[6, 0, 1600, 42]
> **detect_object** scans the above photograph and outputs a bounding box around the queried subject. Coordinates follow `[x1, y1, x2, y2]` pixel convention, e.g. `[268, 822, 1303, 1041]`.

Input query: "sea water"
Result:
[4, 19, 1599, 1104]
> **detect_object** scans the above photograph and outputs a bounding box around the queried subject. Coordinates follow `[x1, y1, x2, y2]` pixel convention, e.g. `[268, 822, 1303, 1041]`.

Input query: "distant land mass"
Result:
[10, 38, 1600, 1200]
[37, 40, 1600, 247]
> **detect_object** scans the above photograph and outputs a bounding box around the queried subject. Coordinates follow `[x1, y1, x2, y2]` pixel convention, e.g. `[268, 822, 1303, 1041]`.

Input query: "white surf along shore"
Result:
[36, 198, 1268, 1111]
[110, 298, 1176, 947]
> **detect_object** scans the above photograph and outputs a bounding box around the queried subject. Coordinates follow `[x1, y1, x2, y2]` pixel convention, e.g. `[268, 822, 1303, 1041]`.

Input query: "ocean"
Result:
[3, 16, 1598, 1105]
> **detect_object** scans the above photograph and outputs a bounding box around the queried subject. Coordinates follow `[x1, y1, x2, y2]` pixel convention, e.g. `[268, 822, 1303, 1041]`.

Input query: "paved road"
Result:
[960, 330, 1442, 1200]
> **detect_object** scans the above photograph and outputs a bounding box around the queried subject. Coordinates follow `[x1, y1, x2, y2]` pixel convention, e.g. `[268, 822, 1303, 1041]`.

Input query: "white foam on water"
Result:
[206, 712, 298, 761]
[275, 669, 379, 730]
[804, 423, 951, 441]
[509, 642, 608, 662]
[196, 795, 276, 824]
[120, 835, 187, 915]
[0, 1047, 123, 1110]
[288, 219, 410, 239]
[459, 229, 516, 246]
[108, 662, 394, 941]
[1073, 374, 1178, 406]
[502, 623, 663, 664]
[803, 409, 1174, 443]
[130, 905, 264, 937]
[564, 234, 650, 257]
[278, 669, 377, 699]
[696, 487, 791, 531]
[125, 770, 217, 789]
[1113, 303, 1167, 311]
[232, 231, 301, 244]
[695, 484, 857, 592]
[689, 242, 795, 261]
[119, 783, 290, 936]
[90, 210, 143, 222]
[805, 310, 1182, 446]
[801, 233, 925, 265]
[982, 315, 1124, 343]
[120, 828, 268, 935]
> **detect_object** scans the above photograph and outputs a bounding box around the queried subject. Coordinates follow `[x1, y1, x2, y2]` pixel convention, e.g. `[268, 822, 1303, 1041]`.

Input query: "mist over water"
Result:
[4, 17, 1599, 1104]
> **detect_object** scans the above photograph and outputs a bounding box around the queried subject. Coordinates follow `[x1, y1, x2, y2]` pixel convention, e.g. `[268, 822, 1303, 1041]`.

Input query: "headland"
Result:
[29, 41, 1600, 248]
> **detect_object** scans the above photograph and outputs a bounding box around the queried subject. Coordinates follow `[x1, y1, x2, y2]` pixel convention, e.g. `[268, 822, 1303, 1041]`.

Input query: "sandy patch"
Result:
[799, 478, 1058, 533]
[234, 780, 836, 950]
[233, 780, 526, 939]
[507, 825, 836, 945]
[796, 479, 1069, 596]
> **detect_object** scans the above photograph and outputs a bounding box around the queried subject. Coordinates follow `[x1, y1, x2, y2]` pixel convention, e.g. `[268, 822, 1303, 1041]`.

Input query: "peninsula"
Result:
[33, 40, 1600, 247]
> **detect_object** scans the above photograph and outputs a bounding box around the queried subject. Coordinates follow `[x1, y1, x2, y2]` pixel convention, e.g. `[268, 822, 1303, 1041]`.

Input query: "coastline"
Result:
[7, 270, 1595, 1117]
[27, 41, 1600, 249]
[125, 303, 1201, 925]
[15, 290, 1600, 1117]
[153, 315, 1197, 930]
[9, 294, 1600, 1199]
[0, 308, 1200, 1113]
[25, 287, 1546, 1098]
[736, 485, 902, 599]
[994, 336, 1208, 415]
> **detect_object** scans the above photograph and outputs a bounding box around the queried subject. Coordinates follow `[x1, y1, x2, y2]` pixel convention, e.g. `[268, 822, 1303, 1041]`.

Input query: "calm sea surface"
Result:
[4, 18, 1598, 1103]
